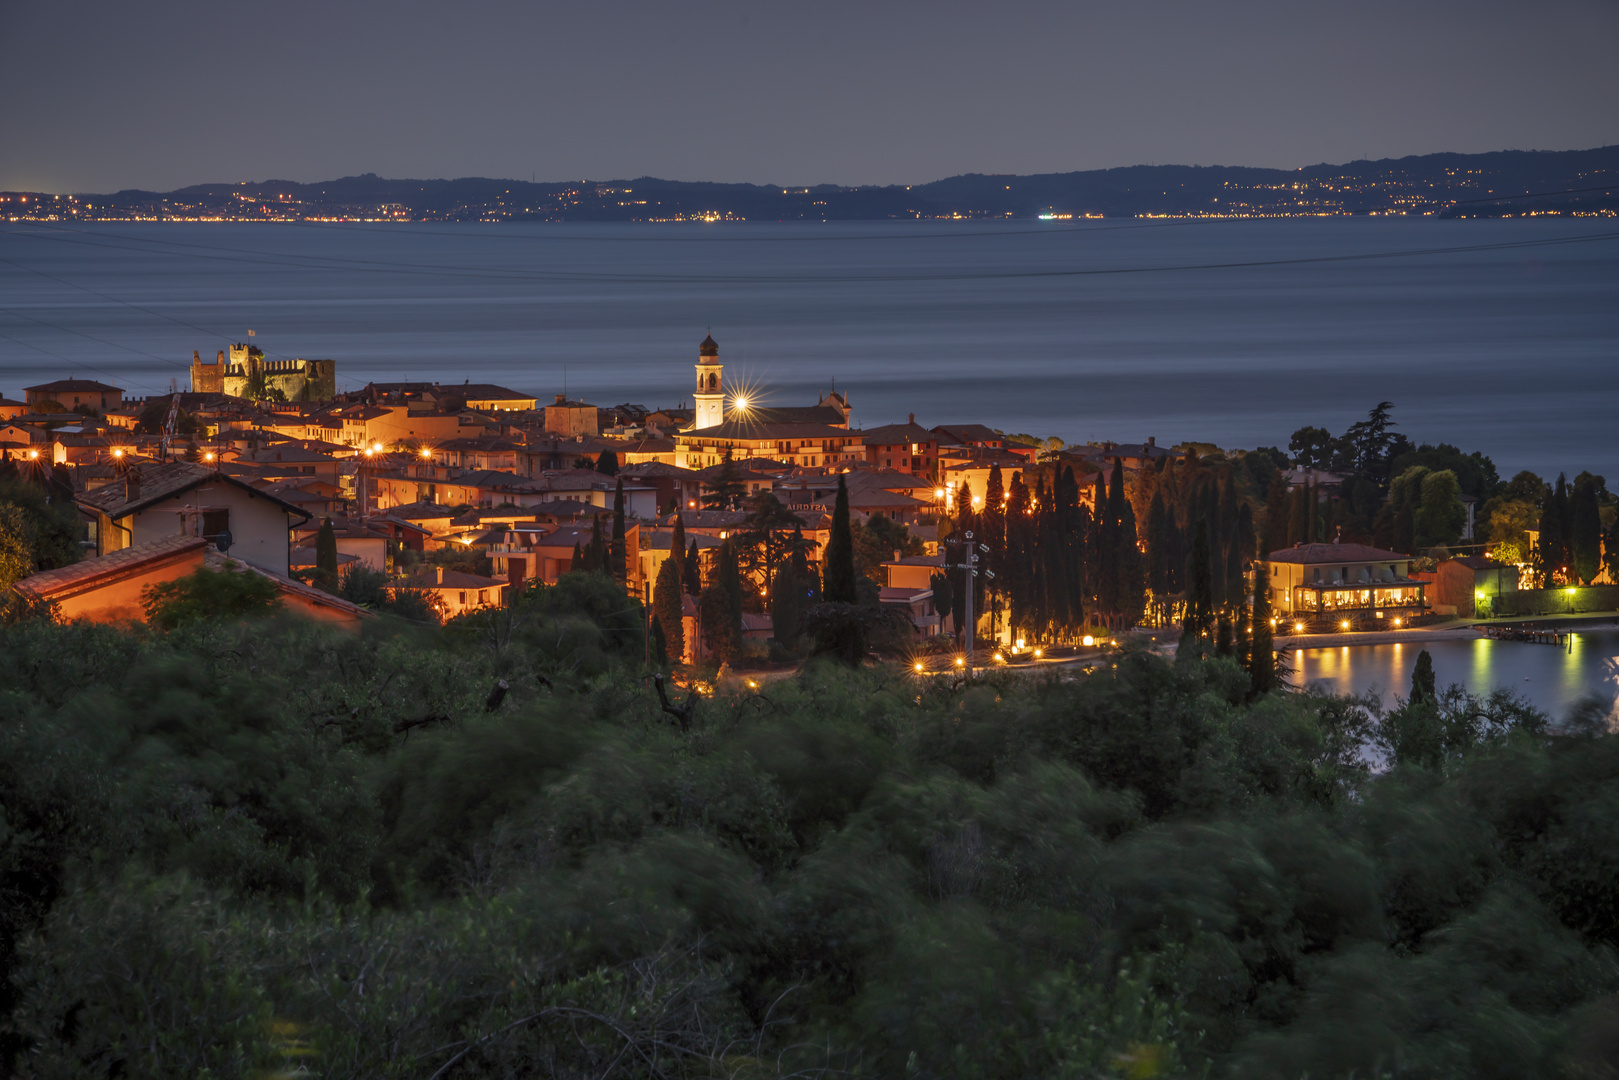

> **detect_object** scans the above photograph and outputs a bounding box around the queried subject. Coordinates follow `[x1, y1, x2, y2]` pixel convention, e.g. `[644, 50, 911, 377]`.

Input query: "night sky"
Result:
[3, 0, 1616, 193]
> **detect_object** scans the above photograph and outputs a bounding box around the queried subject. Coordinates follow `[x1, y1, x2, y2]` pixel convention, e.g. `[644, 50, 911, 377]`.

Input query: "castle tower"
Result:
[693, 334, 724, 430]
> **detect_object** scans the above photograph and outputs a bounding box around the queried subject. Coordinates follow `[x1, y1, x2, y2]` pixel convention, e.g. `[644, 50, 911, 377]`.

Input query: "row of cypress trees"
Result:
[1537, 473, 1610, 586]
[955, 452, 1260, 645]
[952, 459, 1144, 643]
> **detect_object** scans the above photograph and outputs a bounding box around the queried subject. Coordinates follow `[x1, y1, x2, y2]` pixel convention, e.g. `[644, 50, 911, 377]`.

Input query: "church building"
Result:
[674, 335, 862, 470]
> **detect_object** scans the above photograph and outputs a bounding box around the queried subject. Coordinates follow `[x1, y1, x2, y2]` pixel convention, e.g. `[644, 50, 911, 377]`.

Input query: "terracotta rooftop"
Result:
[77, 462, 310, 520]
[1268, 542, 1414, 565]
[25, 378, 122, 394]
[397, 568, 507, 590]
[13, 534, 207, 602]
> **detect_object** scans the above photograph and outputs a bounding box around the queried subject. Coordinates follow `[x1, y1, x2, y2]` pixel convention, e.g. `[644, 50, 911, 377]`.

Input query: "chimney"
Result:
[908, 413, 915, 424]
[435, 566, 444, 584]
[124, 472, 140, 503]
[217, 350, 225, 364]
[555, 394, 566, 405]
[1148, 436, 1155, 446]
[193, 350, 200, 363]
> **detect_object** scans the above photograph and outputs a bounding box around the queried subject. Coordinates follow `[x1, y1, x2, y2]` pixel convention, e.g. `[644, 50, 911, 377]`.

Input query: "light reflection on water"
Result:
[1287, 629, 1619, 721]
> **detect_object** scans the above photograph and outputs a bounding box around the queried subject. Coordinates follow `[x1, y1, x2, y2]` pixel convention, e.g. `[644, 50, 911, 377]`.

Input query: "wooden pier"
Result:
[1481, 626, 1568, 646]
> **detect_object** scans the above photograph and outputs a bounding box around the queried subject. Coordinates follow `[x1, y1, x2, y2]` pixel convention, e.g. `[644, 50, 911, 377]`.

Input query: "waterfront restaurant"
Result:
[1266, 542, 1426, 624]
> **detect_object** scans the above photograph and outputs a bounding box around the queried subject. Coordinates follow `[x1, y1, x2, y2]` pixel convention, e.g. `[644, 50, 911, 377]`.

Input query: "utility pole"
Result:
[946, 531, 993, 672]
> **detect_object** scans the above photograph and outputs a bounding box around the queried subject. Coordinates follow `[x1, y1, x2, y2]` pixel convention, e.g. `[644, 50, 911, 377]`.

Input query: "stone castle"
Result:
[190, 344, 336, 402]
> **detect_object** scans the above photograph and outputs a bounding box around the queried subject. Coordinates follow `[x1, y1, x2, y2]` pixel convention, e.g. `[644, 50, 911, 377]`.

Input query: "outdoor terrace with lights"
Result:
[1266, 540, 1429, 629]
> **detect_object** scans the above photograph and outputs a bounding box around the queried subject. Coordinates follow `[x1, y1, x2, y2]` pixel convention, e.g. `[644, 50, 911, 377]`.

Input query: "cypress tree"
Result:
[1092, 470, 1116, 628]
[1005, 473, 1033, 637]
[1180, 521, 1214, 658]
[1538, 475, 1569, 585]
[789, 527, 818, 606]
[671, 514, 697, 594]
[651, 616, 668, 666]
[1410, 649, 1437, 705]
[570, 540, 583, 572]
[653, 553, 685, 665]
[314, 516, 339, 593]
[595, 449, 619, 475]
[823, 474, 857, 603]
[719, 538, 744, 648]
[1263, 471, 1291, 555]
[1145, 491, 1170, 617]
[1571, 475, 1601, 585]
[772, 556, 802, 649]
[1286, 482, 1309, 548]
[1247, 558, 1275, 696]
[586, 514, 605, 574]
[1114, 460, 1145, 630]
[611, 477, 627, 584]
[1227, 501, 1251, 612]
[686, 539, 702, 593]
[1605, 514, 1619, 586]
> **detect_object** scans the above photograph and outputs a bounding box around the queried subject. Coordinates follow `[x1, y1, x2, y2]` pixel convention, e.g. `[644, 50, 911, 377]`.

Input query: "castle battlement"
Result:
[190, 344, 336, 401]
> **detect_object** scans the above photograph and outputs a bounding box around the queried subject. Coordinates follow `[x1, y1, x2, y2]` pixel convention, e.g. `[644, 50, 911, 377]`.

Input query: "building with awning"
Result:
[1266, 542, 1426, 623]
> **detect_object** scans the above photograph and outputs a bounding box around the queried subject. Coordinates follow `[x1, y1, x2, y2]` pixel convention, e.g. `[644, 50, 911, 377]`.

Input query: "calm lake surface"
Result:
[1287, 629, 1619, 722]
[2, 218, 1616, 478]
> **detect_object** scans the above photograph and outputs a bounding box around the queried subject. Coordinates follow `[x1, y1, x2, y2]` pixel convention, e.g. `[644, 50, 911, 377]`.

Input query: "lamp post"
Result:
[946, 531, 993, 672]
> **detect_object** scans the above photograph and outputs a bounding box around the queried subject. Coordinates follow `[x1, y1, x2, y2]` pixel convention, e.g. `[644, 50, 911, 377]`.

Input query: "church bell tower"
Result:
[693, 333, 724, 429]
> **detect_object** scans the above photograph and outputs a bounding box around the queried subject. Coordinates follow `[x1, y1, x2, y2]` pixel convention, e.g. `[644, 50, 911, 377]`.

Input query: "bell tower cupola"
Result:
[693, 333, 724, 430]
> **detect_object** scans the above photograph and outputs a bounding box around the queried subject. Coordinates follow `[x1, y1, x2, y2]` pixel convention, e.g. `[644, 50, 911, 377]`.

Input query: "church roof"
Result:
[699, 334, 720, 360]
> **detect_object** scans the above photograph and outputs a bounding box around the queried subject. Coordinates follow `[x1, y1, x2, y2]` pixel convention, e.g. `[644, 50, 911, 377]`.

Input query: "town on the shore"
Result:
[4, 336, 1617, 669]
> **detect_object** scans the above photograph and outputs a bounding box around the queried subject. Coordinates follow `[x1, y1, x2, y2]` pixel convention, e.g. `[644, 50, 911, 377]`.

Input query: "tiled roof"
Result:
[620, 461, 698, 478]
[383, 501, 464, 519]
[75, 462, 208, 514]
[641, 529, 724, 551]
[290, 547, 360, 567]
[1268, 542, 1413, 564]
[203, 548, 375, 620]
[932, 424, 1001, 444]
[398, 568, 507, 590]
[25, 379, 122, 394]
[661, 510, 747, 528]
[879, 586, 932, 603]
[682, 417, 854, 439]
[859, 422, 936, 444]
[457, 384, 535, 400]
[13, 534, 206, 601]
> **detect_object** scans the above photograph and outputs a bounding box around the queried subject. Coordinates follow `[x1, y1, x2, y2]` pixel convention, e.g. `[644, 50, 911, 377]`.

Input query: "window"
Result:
[458, 591, 467, 605]
[201, 509, 230, 542]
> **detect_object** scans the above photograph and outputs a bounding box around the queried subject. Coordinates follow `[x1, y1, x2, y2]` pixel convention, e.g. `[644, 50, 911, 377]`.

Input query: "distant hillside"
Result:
[8, 146, 1617, 222]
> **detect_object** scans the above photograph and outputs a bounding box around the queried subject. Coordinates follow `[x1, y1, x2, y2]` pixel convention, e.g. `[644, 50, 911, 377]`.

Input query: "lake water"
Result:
[1288, 629, 1619, 722]
[1, 218, 1616, 479]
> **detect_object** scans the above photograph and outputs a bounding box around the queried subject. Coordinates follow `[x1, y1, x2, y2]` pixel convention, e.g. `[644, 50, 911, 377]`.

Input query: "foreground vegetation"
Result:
[2, 576, 1618, 1079]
